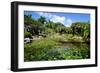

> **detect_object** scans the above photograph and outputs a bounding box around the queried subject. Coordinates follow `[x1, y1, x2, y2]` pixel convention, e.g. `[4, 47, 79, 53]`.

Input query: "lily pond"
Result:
[24, 11, 90, 62]
[24, 37, 90, 62]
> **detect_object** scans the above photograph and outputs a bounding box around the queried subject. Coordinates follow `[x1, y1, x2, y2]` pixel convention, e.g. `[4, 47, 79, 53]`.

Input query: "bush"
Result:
[24, 31, 32, 38]
[24, 38, 57, 61]
[24, 37, 90, 61]
[45, 28, 55, 35]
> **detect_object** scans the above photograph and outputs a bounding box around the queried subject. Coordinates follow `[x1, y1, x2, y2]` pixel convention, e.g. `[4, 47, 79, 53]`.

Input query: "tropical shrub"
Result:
[24, 31, 32, 38]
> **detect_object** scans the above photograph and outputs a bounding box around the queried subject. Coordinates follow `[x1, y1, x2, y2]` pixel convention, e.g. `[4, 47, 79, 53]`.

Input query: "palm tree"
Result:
[38, 16, 46, 24]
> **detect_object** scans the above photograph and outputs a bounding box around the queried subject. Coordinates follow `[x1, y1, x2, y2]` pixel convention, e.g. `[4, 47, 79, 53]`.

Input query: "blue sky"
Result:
[24, 11, 90, 27]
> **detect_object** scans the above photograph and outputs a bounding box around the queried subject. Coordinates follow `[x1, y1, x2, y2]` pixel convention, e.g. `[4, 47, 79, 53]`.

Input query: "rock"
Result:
[24, 38, 31, 44]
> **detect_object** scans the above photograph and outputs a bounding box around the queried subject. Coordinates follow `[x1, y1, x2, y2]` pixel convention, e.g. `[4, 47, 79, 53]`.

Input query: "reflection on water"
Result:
[47, 42, 90, 60]
[24, 42, 90, 61]
[49, 42, 90, 52]
[55, 42, 90, 50]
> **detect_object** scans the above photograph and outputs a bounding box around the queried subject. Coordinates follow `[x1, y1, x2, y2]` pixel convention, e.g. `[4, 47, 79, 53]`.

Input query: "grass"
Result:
[24, 34, 90, 61]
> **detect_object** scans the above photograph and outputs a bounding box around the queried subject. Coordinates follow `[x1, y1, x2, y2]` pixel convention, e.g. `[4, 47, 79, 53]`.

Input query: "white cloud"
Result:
[36, 12, 66, 24]
[65, 18, 72, 27]
[36, 12, 52, 18]
[50, 15, 66, 24]
[36, 12, 72, 27]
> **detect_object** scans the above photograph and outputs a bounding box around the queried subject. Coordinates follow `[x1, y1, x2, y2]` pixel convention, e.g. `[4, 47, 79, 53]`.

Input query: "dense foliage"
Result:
[24, 14, 90, 61]
[24, 38, 90, 61]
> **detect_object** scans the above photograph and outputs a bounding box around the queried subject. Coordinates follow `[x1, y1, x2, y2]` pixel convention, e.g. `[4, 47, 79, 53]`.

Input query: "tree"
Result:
[38, 16, 46, 24]
[71, 22, 84, 36]
[24, 31, 32, 38]
[71, 22, 90, 42]
[46, 20, 55, 29]
[24, 14, 33, 25]
[55, 26, 67, 34]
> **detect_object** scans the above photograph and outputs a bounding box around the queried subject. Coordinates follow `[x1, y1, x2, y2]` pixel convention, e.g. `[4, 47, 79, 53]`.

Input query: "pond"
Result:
[24, 42, 90, 61]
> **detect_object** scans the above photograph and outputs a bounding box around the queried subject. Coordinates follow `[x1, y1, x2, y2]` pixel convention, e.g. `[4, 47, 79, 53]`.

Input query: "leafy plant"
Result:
[24, 31, 32, 38]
